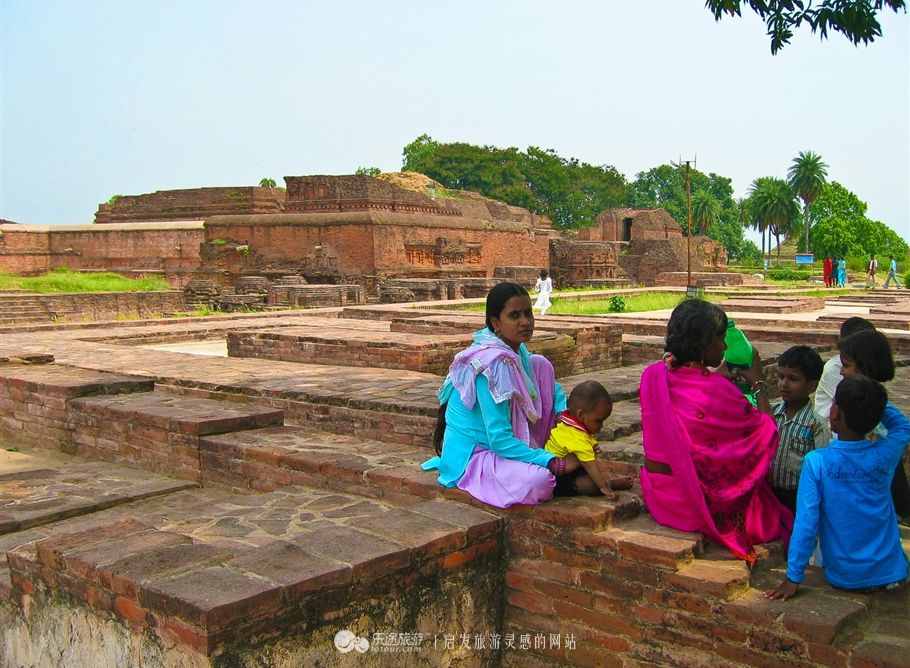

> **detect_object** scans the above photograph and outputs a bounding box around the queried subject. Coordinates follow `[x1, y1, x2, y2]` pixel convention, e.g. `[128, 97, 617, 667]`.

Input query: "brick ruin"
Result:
[0, 291, 908, 666]
[564, 207, 729, 286]
[1, 175, 741, 306]
[94, 186, 287, 224]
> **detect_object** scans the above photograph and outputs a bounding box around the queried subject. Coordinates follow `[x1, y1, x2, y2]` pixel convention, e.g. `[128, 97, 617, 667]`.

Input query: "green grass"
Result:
[459, 292, 727, 315]
[0, 268, 170, 293]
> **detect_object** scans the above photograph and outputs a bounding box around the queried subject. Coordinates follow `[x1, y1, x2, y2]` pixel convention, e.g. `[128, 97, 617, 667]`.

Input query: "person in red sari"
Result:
[823, 256, 834, 288]
[639, 299, 793, 563]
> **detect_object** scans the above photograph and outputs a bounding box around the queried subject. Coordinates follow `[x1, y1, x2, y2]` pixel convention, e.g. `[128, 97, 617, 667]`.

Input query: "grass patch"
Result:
[0, 269, 170, 293]
[458, 292, 727, 315]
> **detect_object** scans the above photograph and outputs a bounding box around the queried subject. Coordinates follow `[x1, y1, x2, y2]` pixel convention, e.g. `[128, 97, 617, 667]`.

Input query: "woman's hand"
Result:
[547, 454, 581, 476]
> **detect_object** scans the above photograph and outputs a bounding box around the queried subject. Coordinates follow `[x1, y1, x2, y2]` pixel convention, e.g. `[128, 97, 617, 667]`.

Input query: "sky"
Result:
[1, 1, 908, 243]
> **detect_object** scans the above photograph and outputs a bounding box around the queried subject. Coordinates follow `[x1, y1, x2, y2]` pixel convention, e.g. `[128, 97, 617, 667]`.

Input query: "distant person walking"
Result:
[837, 257, 848, 287]
[533, 269, 553, 316]
[884, 256, 899, 289]
[823, 256, 833, 288]
[867, 255, 879, 288]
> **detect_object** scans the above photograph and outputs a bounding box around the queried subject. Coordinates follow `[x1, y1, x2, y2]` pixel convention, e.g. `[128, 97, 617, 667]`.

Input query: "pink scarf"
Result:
[639, 361, 793, 562]
[440, 328, 547, 447]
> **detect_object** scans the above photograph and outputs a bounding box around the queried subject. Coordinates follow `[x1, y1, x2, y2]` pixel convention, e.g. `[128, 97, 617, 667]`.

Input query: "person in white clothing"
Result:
[533, 269, 553, 316]
[814, 316, 874, 424]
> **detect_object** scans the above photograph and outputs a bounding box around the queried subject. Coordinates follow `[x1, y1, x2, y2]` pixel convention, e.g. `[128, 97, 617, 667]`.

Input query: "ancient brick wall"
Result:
[619, 236, 726, 285]
[94, 187, 285, 224]
[0, 226, 52, 274]
[0, 223, 204, 284]
[41, 291, 187, 321]
[549, 239, 621, 287]
[581, 208, 683, 243]
[286, 175, 460, 216]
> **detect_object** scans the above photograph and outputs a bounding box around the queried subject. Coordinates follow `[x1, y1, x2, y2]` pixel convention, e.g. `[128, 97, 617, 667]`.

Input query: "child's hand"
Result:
[765, 579, 798, 600]
[592, 443, 602, 456]
[599, 486, 617, 500]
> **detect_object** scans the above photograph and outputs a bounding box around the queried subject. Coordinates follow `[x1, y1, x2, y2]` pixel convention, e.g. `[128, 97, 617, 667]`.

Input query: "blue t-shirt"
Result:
[786, 403, 910, 589]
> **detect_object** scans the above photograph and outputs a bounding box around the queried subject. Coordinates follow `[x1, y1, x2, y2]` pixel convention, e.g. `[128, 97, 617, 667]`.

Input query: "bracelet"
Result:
[552, 457, 566, 476]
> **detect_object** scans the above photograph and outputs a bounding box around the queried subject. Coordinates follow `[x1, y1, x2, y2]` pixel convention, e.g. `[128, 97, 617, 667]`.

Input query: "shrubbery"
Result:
[766, 268, 813, 281]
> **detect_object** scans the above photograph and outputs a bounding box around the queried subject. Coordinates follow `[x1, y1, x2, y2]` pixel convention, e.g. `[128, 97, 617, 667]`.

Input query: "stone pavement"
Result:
[0, 293, 908, 667]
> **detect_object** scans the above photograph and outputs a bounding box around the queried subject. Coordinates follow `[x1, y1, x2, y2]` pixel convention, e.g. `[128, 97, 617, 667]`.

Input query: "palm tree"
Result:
[692, 191, 721, 235]
[739, 196, 765, 260]
[748, 177, 800, 264]
[787, 151, 828, 253]
[259, 177, 277, 188]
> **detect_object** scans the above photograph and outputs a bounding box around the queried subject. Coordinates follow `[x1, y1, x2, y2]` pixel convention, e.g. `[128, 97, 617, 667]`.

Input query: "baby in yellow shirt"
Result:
[545, 380, 615, 499]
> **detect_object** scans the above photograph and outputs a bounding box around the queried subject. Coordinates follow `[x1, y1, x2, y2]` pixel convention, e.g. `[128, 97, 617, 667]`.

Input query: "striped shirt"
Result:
[771, 400, 831, 491]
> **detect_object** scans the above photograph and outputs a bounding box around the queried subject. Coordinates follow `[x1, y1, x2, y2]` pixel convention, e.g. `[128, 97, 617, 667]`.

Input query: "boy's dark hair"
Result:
[777, 345, 824, 382]
[485, 282, 530, 331]
[839, 330, 895, 382]
[665, 299, 728, 365]
[568, 380, 612, 412]
[834, 375, 888, 435]
[839, 316, 873, 341]
[539, 269, 549, 279]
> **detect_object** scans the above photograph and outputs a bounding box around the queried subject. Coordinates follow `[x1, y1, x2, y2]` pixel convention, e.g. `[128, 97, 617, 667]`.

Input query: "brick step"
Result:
[0, 304, 48, 318]
[0, 363, 155, 451]
[2, 485, 502, 659]
[599, 399, 640, 440]
[0, 316, 53, 325]
[67, 391, 284, 480]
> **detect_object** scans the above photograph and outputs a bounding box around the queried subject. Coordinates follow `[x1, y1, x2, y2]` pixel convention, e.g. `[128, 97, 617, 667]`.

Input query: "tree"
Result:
[692, 190, 721, 234]
[400, 135, 626, 229]
[787, 151, 828, 254]
[748, 177, 799, 262]
[809, 181, 909, 260]
[705, 1, 906, 54]
[258, 178, 277, 188]
[354, 166, 382, 177]
[626, 163, 755, 261]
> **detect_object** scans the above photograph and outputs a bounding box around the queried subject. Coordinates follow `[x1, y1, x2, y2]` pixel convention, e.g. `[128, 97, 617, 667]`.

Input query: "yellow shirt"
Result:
[544, 421, 597, 462]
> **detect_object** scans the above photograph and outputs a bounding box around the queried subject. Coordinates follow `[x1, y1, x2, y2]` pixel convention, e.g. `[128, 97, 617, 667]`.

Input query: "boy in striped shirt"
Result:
[770, 346, 830, 511]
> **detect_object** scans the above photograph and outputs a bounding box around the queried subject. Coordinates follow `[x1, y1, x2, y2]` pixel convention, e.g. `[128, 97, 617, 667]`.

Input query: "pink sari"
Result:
[639, 361, 793, 562]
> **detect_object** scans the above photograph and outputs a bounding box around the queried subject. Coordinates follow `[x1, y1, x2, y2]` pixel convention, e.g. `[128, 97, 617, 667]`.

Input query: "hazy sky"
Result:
[2, 1, 908, 242]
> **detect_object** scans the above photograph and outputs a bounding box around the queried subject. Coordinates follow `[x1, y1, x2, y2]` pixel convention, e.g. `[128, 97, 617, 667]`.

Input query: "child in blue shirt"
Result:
[768, 376, 910, 599]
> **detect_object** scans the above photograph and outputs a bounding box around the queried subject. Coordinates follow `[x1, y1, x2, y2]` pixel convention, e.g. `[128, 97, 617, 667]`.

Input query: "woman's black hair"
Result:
[485, 282, 530, 332]
[665, 298, 728, 365]
[435, 282, 531, 454]
[839, 329, 895, 382]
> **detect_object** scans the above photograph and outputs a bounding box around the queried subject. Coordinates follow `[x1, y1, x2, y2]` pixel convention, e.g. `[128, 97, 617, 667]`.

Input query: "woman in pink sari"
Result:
[639, 299, 792, 562]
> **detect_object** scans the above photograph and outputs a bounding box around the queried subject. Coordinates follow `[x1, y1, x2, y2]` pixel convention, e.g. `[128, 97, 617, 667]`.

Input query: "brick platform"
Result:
[0, 301, 908, 666]
[722, 296, 825, 313]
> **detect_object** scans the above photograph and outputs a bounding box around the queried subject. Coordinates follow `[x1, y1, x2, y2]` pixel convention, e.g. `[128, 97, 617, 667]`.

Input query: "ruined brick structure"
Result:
[94, 187, 286, 224]
[581, 207, 683, 242]
[549, 208, 727, 286]
[2, 180, 735, 295]
[549, 239, 622, 288]
[0, 174, 554, 297]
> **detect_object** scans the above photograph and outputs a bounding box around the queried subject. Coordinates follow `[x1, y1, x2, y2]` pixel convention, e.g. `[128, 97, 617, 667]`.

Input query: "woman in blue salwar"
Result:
[421, 282, 576, 508]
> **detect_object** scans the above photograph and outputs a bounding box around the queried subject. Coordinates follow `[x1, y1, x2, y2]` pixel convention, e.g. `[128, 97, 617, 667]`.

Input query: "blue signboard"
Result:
[795, 253, 815, 265]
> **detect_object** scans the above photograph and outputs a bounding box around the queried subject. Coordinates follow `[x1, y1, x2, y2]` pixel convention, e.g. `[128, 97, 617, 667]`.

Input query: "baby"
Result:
[545, 380, 616, 499]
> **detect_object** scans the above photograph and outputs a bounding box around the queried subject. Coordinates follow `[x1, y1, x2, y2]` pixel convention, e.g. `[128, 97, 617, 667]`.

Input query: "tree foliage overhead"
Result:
[809, 181, 909, 260]
[705, 0, 906, 54]
[401, 135, 626, 229]
[626, 163, 759, 262]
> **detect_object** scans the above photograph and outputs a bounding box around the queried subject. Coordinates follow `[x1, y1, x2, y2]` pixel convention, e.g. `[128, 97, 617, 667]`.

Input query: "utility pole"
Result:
[682, 158, 696, 292]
